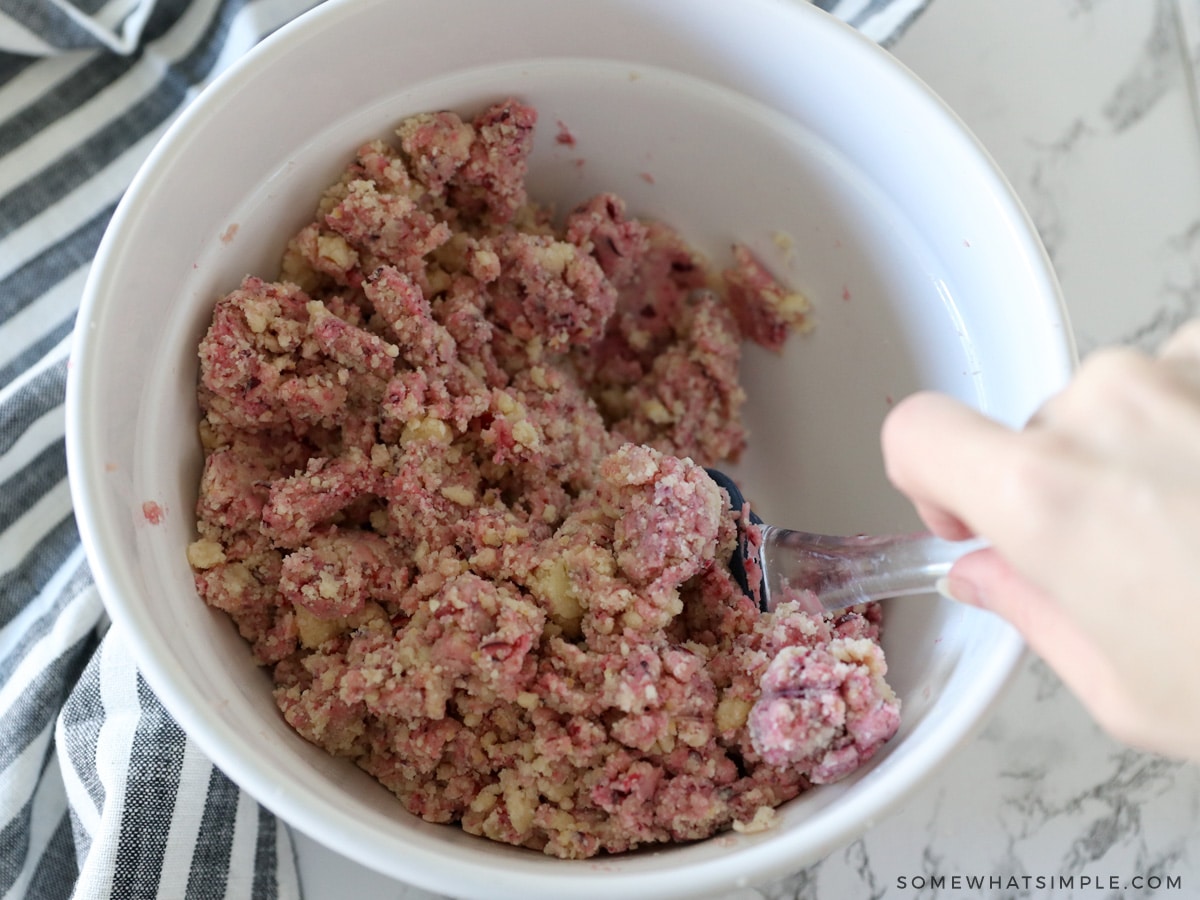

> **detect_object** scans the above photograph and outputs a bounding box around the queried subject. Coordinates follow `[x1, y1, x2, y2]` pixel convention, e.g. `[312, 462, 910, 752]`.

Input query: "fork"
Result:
[704, 469, 986, 615]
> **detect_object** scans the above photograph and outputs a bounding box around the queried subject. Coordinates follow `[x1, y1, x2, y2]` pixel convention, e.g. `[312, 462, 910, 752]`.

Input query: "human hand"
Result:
[880, 320, 1200, 762]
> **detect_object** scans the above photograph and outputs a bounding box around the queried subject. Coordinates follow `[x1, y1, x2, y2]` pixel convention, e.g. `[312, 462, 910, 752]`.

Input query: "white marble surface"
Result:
[293, 1, 1200, 897]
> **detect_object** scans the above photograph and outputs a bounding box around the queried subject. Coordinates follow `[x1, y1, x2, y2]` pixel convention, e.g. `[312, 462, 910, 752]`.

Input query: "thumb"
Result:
[941, 548, 1132, 738]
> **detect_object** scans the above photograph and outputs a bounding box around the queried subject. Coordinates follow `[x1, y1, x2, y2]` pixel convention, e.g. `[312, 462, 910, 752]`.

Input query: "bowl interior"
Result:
[68, 3, 1072, 899]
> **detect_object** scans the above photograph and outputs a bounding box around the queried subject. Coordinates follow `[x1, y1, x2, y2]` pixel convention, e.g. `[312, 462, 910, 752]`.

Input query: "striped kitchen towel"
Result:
[0, 0, 932, 897]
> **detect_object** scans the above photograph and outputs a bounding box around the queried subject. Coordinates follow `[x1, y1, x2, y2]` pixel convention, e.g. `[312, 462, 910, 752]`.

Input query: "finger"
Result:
[1042, 346, 1200, 456]
[1022, 345, 1150, 437]
[884, 391, 1108, 602]
[911, 498, 975, 541]
[881, 392, 1054, 540]
[881, 391, 1005, 506]
[1152, 324, 1200, 409]
[1157, 318, 1200, 361]
[944, 549, 1142, 744]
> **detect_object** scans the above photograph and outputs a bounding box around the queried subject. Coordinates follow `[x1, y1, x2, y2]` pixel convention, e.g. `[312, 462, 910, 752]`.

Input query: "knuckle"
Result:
[1076, 345, 1152, 396]
[1041, 346, 1197, 444]
[997, 431, 1083, 540]
[1088, 345, 1200, 430]
[1004, 432, 1067, 500]
[1158, 317, 1200, 359]
[1027, 347, 1146, 431]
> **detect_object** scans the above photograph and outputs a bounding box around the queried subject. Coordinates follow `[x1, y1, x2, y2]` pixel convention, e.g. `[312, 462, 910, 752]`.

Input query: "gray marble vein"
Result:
[1103, 0, 1180, 132]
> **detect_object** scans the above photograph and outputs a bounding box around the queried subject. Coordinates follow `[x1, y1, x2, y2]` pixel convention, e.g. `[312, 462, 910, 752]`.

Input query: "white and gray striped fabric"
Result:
[0, 0, 931, 896]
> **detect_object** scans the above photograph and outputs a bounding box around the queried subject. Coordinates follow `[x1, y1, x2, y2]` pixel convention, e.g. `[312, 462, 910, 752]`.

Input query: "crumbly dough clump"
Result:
[189, 98, 897, 858]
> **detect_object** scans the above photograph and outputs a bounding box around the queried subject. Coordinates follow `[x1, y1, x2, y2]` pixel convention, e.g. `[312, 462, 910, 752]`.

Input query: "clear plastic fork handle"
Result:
[758, 525, 989, 615]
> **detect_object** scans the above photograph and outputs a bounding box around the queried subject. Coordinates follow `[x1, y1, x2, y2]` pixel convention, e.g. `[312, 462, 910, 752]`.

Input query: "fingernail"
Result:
[936, 575, 980, 607]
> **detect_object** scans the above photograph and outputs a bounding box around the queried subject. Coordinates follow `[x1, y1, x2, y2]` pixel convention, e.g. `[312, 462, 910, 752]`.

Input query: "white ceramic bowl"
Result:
[66, 0, 1075, 897]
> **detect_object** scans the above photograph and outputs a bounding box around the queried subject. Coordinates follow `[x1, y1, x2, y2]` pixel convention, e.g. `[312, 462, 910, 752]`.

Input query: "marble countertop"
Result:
[294, 1, 1200, 897]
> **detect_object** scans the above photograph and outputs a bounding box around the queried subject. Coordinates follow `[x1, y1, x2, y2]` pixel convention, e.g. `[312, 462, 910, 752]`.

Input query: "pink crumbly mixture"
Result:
[187, 98, 900, 858]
